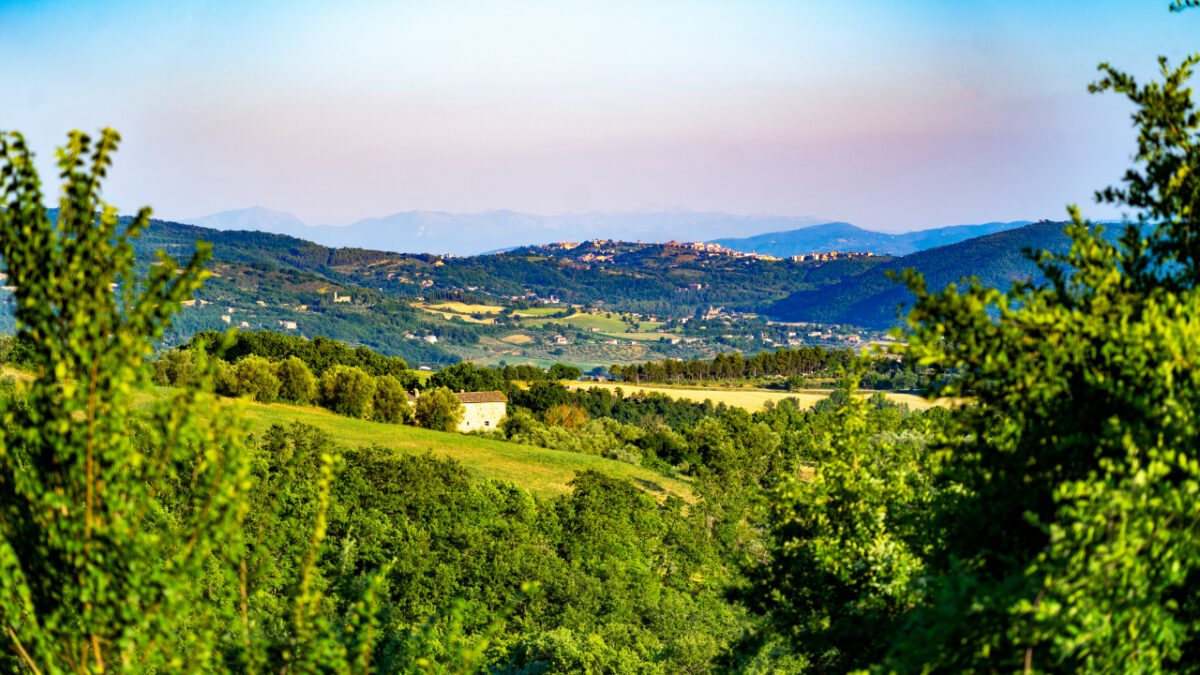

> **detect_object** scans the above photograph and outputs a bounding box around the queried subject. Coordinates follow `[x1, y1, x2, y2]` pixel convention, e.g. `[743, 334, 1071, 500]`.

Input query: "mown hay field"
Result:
[427, 302, 505, 314]
[568, 381, 949, 412]
[413, 304, 497, 323]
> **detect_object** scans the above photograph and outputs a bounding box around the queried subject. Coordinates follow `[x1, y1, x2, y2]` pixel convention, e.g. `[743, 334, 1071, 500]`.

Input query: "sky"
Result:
[2, 0, 1199, 231]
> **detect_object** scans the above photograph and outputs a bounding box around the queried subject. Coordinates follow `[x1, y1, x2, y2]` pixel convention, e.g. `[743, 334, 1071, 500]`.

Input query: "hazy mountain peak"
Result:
[183, 207, 309, 235]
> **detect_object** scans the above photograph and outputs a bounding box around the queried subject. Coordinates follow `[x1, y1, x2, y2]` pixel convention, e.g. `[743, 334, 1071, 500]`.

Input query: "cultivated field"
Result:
[568, 381, 948, 411]
[601, 331, 668, 342]
[511, 307, 564, 317]
[519, 311, 662, 333]
[413, 303, 497, 323]
[427, 302, 505, 314]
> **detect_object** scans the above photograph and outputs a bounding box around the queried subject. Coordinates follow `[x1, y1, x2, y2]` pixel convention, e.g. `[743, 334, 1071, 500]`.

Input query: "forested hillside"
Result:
[770, 220, 1074, 328]
[710, 219, 1031, 256]
[137, 217, 890, 315]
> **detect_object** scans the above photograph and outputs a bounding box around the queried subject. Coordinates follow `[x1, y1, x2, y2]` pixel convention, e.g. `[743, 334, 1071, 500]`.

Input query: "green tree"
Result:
[0, 129, 249, 669]
[428, 361, 502, 392]
[373, 374, 413, 424]
[319, 364, 376, 418]
[275, 354, 317, 404]
[151, 346, 199, 386]
[547, 363, 582, 381]
[415, 386, 465, 431]
[739, 380, 936, 672]
[233, 353, 281, 403]
[746, 33, 1200, 673]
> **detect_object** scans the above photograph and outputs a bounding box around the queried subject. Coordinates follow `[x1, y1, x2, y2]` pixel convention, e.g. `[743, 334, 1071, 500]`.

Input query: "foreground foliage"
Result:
[0, 130, 399, 672]
[742, 37, 1200, 675]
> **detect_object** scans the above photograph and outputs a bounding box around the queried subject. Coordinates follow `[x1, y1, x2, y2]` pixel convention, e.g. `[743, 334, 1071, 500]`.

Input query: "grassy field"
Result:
[2, 366, 691, 501]
[520, 312, 628, 331]
[569, 381, 947, 412]
[501, 333, 535, 344]
[235, 399, 694, 501]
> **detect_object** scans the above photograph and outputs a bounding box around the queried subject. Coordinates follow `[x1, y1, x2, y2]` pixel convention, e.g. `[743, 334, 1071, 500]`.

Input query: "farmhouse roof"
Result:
[455, 391, 508, 404]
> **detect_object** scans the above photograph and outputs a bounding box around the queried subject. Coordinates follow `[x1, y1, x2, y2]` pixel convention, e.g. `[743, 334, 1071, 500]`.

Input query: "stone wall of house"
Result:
[458, 401, 506, 432]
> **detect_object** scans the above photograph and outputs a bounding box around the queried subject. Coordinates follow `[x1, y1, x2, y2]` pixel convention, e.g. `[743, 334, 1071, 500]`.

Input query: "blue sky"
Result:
[2, 0, 1198, 230]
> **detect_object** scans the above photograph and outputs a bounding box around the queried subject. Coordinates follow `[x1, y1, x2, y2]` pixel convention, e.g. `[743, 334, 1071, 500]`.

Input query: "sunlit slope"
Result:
[228, 396, 694, 501]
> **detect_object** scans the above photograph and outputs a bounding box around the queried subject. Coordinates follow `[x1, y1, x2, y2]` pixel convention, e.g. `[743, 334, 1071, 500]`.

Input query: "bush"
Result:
[414, 386, 464, 431]
[319, 364, 376, 418]
[0, 333, 34, 368]
[0, 374, 16, 398]
[373, 374, 413, 424]
[275, 355, 317, 404]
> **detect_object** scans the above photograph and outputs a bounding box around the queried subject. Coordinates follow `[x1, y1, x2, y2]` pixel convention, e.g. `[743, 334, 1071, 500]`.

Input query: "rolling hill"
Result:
[768, 221, 1073, 328]
[177, 207, 830, 256]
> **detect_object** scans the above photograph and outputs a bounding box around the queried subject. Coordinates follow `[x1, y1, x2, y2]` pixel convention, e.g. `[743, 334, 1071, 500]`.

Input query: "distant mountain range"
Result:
[182, 207, 830, 256]
[769, 221, 1074, 328]
[709, 220, 1034, 257]
[184, 206, 1046, 258]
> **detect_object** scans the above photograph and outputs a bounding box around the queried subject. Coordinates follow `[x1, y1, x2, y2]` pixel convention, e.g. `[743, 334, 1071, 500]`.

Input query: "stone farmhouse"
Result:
[453, 391, 507, 432]
[406, 390, 508, 433]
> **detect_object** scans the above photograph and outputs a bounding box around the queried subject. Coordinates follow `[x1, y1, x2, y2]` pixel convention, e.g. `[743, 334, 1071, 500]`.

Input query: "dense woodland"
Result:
[606, 346, 924, 390]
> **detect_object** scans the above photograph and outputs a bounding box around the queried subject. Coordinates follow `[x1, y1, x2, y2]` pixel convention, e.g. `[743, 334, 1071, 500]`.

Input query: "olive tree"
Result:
[372, 374, 413, 424]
